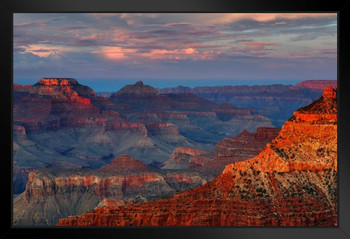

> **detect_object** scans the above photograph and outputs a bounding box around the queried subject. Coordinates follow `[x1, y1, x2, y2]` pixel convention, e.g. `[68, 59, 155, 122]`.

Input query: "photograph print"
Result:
[12, 13, 337, 226]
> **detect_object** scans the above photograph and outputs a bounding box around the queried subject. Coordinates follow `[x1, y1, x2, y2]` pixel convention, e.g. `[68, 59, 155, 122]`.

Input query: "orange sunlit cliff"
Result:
[58, 86, 337, 227]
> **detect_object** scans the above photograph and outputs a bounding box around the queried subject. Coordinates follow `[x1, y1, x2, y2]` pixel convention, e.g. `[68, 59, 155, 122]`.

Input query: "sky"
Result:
[13, 13, 337, 91]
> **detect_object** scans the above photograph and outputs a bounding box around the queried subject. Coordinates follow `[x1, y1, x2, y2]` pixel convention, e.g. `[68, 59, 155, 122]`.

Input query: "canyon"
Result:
[13, 78, 273, 193]
[13, 78, 336, 227]
[57, 86, 337, 226]
[13, 126, 279, 226]
[13, 155, 206, 226]
[158, 80, 337, 127]
[163, 127, 281, 179]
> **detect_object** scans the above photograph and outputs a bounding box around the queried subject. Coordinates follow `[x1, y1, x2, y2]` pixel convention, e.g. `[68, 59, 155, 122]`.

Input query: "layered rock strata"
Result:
[58, 86, 337, 226]
[13, 155, 206, 226]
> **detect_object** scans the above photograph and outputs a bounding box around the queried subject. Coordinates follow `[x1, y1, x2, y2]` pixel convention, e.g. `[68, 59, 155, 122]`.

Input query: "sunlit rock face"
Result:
[162, 147, 208, 170]
[295, 80, 337, 90]
[13, 78, 101, 133]
[58, 87, 337, 227]
[13, 155, 207, 226]
[162, 127, 280, 175]
[196, 127, 281, 177]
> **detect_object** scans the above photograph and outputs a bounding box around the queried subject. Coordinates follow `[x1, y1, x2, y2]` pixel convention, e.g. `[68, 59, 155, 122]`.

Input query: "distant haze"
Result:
[13, 78, 319, 92]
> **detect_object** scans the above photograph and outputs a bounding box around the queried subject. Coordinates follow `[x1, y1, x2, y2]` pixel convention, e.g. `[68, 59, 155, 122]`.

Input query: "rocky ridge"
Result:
[196, 127, 281, 177]
[58, 86, 337, 226]
[13, 155, 206, 226]
[162, 147, 208, 170]
[295, 80, 337, 90]
[13, 79, 272, 173]
[111, 80, 158, 97]
[162, 127, 280, 177]
[158, 80, 337, 127]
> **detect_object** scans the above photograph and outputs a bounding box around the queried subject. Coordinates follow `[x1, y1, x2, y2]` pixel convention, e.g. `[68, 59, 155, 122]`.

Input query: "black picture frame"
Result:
[2, 0, 350, 238]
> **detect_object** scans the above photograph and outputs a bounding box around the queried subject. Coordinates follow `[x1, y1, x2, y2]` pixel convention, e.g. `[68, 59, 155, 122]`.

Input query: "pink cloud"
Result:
[19, 44, 67, 57]
[141, 47, 221, 61]
[26, 49, 54, 57]
[200, 13, 337, 24]
[242, 41, 278, 51]
[91, 45, 220, 62]
[79, 33, 104, 41]
[143, 48, 198, 60]
[92, 46, 138, 60]
[14, 19, 51, 28]
[183, 48, 196, 54]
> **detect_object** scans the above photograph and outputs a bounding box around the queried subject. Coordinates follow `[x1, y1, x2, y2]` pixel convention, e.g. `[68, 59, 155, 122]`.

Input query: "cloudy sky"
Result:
[13, 13, 337, 90]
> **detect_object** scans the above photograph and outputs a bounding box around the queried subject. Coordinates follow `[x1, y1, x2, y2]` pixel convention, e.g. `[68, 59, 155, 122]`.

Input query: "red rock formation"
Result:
[323, 86, 337, 99]
[195, 127, 280, 176]
[111, 81, 226, 113]
[145, 123, 179, 136]
[13, 78, 275, 221]
[13, 155, 207, 226]
[293, 86, 337, 123]
[98, 155, 149, 174]
[13, 162, 38, 194]
[20, 156, 169, 202]
[13, 79, 145, 133]
[14, 115, 123, 133]
[111, 81, 158, 98]
[101, 111, 121, 118]
[96, 198, 126, 208]
[34, 78, 97, 98]
[159, 80, 337, 127]
[13, 97, 52, 119]
[180, 111, 217, 118]
[160, 80, 336, 98]
[58, 87, 337, 227]
[13, 78, 102, 132]
[295, 80, 337, 90]
[211, 127, 280, 156]
[163, 127, 279, 172]
[254, 127, 281, 140]
[60, 116, 107, 128]
[38, 78, 74, 86]
[164, 172, 207, 191]
[13, 125, 26, 140]
[162, 147, 208, 169]
[92, 96, 133, 112]
[13, 117, 62, 132]
[104, 122, 147, 133]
